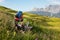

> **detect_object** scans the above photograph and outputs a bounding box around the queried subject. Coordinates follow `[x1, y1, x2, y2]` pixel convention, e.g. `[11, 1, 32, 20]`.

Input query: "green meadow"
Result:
[0, 6, 60, 40]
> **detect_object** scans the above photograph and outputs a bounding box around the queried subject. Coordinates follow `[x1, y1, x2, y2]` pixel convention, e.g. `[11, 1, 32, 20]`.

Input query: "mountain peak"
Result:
[46, 5, 60, 13]
[32, 5, 60, 13]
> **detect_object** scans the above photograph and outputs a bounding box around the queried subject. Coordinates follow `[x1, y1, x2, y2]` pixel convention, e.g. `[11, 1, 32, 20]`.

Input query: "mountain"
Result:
[41, 5, 60, 13]
[29, 5, 60, 17]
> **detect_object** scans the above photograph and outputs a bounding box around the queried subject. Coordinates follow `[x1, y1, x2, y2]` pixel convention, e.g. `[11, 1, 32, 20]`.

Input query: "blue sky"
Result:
[0, 0, 60, 11]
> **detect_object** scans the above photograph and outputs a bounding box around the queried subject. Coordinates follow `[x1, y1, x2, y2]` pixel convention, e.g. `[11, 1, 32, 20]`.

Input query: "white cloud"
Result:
[47, 0, 60, 5]
[0, 0, 4, 2]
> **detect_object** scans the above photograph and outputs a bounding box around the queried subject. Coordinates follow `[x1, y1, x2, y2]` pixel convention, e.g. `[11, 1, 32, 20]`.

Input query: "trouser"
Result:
[15, 20, 25, 31]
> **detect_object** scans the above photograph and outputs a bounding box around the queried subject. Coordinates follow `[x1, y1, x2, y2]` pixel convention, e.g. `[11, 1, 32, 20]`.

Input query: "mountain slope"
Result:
[0, 6, 60, 40]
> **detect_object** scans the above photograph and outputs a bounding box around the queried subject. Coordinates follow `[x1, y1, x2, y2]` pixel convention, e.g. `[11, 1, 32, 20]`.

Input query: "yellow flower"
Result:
[7, 31, 9, 37]
[13, 31, 16, 36]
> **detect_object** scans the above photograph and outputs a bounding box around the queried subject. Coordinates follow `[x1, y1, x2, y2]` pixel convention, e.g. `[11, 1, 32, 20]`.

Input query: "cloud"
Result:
[0, 0, 4, 2]
[47, 0, 60, 5]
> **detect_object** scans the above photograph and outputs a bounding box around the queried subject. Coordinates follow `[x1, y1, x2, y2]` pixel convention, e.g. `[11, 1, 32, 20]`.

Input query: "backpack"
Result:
[15, 11, 22, 18]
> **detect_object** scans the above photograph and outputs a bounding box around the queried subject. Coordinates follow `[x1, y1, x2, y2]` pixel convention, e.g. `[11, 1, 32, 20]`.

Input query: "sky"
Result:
[0, 0, 60, 11]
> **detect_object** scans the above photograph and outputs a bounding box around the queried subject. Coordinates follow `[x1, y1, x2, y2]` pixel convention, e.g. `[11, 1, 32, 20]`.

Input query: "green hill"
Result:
[0, 6, 17, 13]
[0, 6, 60, 40]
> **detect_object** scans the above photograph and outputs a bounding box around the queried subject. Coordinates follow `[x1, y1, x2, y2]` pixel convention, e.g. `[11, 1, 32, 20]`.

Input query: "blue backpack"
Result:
[16, 11, 22, 18]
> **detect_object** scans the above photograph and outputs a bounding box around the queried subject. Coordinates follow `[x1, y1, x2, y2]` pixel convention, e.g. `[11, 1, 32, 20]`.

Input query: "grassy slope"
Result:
[0, 6, 17, 14]
[23, 12, 60, 40]
[0, 6, 60, 40]
[23, 12, 60, 31]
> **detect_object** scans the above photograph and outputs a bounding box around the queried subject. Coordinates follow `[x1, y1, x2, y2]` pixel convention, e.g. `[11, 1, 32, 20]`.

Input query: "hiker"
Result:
[15, 11, 24, 31]
[15, 11, 32, 32]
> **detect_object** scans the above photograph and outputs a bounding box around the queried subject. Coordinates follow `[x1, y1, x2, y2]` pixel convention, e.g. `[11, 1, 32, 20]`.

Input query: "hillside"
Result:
[0, 6, 17, 13]
[23, 12, 60, 31]
[0, 6, 60, 40]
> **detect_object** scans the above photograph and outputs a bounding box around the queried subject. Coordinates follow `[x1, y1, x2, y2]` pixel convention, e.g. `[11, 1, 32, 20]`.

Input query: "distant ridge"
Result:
[28, 5, 60, 18]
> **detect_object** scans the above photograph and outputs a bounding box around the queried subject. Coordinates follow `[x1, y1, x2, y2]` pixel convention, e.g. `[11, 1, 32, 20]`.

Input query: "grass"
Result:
[0, 7, 60, 40]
